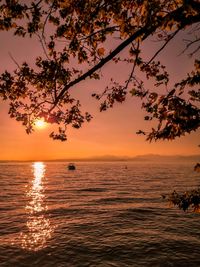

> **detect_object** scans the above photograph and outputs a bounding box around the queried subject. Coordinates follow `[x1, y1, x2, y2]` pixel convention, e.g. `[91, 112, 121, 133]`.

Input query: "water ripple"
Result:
[1, 161, 200, 266]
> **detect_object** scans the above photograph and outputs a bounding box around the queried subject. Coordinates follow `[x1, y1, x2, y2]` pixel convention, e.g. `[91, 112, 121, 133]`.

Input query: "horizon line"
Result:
[0, 154, 199, 162]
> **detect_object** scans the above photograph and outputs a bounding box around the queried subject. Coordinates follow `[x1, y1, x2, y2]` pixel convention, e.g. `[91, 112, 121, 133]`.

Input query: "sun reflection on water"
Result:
[21, 162, 53, 251]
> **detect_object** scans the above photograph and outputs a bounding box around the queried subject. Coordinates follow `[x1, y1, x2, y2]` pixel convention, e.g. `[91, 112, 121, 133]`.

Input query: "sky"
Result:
[0, 26, 199, 161]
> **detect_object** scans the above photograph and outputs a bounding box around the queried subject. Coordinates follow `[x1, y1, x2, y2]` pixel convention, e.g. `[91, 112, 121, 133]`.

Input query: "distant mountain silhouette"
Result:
[0, 154, 199, 162]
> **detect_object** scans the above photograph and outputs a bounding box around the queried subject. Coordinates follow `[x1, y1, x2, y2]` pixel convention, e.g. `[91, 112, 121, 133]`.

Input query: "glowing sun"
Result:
[34, 118, 47, 129]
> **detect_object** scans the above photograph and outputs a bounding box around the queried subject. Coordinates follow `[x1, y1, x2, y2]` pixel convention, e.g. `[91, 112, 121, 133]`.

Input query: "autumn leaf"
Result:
[97, 47, 105, 57]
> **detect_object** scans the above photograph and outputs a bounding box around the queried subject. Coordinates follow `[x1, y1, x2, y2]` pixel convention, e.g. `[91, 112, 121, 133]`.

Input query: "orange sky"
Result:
[0, 30, 199, 161]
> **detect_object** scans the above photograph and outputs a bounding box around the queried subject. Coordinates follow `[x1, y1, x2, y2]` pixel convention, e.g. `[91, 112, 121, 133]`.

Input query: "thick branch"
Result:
[50, 27, 154, 110]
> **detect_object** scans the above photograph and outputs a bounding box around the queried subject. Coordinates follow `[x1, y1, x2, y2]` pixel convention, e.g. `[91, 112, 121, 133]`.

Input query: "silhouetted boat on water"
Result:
[68, 163, 76, 170]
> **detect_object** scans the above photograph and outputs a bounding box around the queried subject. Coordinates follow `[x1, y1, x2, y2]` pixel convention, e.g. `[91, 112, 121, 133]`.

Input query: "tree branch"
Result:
[50, 26, 153, 111]
[49, 2, 200, 112]
[180, 37, 200, 55]
[146, 29, 180, 65]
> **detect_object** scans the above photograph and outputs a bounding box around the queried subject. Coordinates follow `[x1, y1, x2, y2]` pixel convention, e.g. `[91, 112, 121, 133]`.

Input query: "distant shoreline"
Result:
[0, 154, 199, 163]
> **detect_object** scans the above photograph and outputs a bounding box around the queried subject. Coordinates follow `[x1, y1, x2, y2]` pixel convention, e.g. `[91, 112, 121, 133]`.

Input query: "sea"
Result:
[0, 161, 200, 267]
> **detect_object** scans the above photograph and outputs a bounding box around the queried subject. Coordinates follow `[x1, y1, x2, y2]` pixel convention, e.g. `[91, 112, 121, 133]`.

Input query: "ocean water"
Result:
[0, 161, 200, 267]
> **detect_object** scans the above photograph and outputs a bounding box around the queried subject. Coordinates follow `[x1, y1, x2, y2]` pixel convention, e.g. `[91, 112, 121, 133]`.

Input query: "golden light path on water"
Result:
[21, 162, 53, 251]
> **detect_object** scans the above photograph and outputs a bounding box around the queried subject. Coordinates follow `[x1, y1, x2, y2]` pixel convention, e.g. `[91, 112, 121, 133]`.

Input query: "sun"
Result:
[34, 118, 47, 129]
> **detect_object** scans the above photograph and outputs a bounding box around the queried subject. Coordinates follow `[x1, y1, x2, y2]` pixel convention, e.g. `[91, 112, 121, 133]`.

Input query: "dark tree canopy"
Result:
[0, 0, 199, 142]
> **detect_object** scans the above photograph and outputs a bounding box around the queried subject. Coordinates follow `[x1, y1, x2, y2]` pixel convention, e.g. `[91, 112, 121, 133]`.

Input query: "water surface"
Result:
[0, 161, 200, 266]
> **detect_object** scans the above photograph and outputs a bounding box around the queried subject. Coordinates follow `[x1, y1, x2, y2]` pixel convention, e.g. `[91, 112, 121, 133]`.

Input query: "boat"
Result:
[68, 163, 76, 170]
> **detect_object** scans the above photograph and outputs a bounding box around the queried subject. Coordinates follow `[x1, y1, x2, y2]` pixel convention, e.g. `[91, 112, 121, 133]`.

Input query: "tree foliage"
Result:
[163, 163, 200, 212]
[0, 0, 199, 142]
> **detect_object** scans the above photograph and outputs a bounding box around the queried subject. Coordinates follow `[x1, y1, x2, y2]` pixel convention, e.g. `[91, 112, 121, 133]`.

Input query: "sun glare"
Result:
[34, 118, 47, 129]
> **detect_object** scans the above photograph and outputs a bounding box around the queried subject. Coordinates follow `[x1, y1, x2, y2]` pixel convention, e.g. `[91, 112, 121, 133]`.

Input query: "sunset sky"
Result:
[0, 29, 199, 161]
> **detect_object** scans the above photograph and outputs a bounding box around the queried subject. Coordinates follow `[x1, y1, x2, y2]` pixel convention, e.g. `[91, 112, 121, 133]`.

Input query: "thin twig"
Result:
[8, 52, 20, 69]
[42, 0, 56, 41]
[180, 37, 200, 55]
[125, 40, 140, 89]
[146, 28, 180, 65]
[37, 33, 50, 59]
[79, 26, 119, 42]
[189, 44, 200, 56]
